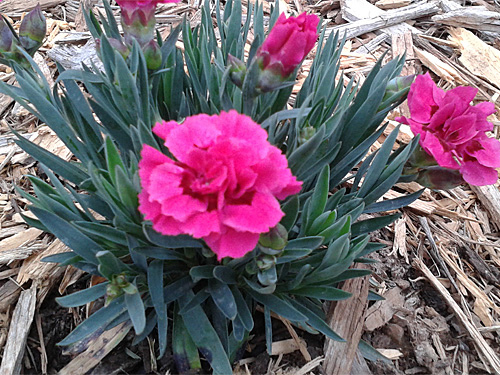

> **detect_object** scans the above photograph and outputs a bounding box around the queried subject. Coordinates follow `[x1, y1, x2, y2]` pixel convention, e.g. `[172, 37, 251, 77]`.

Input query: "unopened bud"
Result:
[298, 126, 316, 145]
[255, 58, 286, 93]
[258, 266, 277, 286]
[259, 223, 288, 250]
[256, 254, 276, 271]
[105, 284, 122, 305]
[19, 4, 46, 55]
[96, 38, 130, 61]
[416, 166, 464, 190]
[228, 54, 246, 88]
[383, 75, 415, 102]
[113, 274, 129, 288]
[0, 18, 15, 53]
[142, 39, 162, 70]
[120, 3, 156, 46]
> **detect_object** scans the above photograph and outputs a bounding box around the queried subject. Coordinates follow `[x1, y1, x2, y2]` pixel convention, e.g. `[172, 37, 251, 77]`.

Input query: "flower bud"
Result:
[0, 18, 15, 53]
[119, 2, 156, 46]
[383, 75, 415, 101]
[142, 39, 162, 70]
[105, 284, 122, 305]
[227, 54, 246, 88]
[298, 126, 316, 145]
[255, 12, 319, 93]
[407, 145, 440, 169]
[416, 166, 464, 190]
[256, 254, 276, 271]
[259, 223, 288, 250]
[258, 265, 277, 286]
[96, 38, 131, 60]
[19, 4, 46, 55]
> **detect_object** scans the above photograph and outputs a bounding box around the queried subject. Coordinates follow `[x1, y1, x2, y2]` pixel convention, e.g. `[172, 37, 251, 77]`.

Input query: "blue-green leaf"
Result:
[56, 282, 108, 307]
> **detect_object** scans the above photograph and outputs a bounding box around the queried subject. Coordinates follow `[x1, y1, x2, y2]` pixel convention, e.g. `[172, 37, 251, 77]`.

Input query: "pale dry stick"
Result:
[419, 216, 460, 292]
[295, 356, 324, 375]
[325, 1, 440, 39]
[277, 316, 312, 362]
[35, 313, 48, 375]
[58, 321, 132, 375]
[323, 264, 370, 375]
[470, 185, 500, 230]
[415, 258, 500, 373]
[432, 219, 500, 248]
[0, 285, 37, 375]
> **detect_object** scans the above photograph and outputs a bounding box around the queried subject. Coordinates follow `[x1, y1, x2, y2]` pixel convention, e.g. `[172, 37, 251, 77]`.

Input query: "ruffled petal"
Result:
[204, 228, 260, 260]
[222, 192, 284, 233]
[469, 136, 500, 168]
[460, 160, 499, 186]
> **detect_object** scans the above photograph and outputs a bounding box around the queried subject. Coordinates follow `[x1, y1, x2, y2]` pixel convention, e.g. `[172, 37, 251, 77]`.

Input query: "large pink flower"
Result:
[257, 13, 319, 78]
[397, 73, 500, 186]
[138, 111, 302, 260]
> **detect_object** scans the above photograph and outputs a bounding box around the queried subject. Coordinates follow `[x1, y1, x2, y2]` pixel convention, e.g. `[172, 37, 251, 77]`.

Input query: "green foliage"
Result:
[0, 0, 422, 372]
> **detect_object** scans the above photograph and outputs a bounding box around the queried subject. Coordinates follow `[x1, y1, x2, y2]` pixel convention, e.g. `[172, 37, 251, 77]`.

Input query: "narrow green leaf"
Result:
[58, 296, 127, 346]
[56, 282, 108, 307]
[173, 306, 202, 372]
[247, 290, 307, 322]
[291, 286, 351, 301]
[143, 224, 203, 248]
[286, 298, 344, 342]
[133, 246, 186, 261]
[306, 165, 330, 233]
[178, 294, 233, 375]
[30, 207, 99, 263]
[351, 213, 401, 236]
[125, 290, 146, 335]
[359, 340, 391, 362]
[280, 195, 299, 232]
[231, 287, 253, 331]
[285, 236, 324, 250]
[208, 279, 237, 320]
[363, 189, 424, 214]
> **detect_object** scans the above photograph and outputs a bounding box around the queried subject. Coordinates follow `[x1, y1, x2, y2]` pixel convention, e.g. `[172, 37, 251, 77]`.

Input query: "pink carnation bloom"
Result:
[257, 12, 319, 78]
[397, 73, 500, 186]
[138, 111, 302, 260]
[116, 0, 178, 27]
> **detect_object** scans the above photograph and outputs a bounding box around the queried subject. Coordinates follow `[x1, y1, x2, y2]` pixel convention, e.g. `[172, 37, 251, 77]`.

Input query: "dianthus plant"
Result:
[0, 0, 422, 373]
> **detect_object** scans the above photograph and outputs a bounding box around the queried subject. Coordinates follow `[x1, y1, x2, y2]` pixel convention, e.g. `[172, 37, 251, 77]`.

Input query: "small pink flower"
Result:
[397, 73, 500, 186]
[117, 0, 178, 28]
[257, 13, 319, 78]
[138, 111, 302, 260]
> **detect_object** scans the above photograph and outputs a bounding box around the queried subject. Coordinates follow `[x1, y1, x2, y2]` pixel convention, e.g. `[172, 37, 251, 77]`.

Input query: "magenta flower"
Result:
[138, 111, 302, 260]
[253, 12, 319, 92]
[116, 0, 178, 46]
[397, 73, 500, 186]
[258, 13, 319, 77]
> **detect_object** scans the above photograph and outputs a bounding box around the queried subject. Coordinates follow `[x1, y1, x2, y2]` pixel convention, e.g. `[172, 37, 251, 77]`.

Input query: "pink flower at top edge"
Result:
[257, 12, 319, 78]
[115, 0, 178, 8]
[397, 72, 500, 186]
[116, 0, 179, 29]
[138, 110, 302, 260]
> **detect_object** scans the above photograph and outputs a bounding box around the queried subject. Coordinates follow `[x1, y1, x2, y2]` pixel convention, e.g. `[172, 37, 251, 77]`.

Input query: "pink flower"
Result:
[116, 0, 178, 37]
[397, 73, 500, 186]
[116, 0, 177, 8]
[138, 111, 302, 260]
[257, 13, 319, 78]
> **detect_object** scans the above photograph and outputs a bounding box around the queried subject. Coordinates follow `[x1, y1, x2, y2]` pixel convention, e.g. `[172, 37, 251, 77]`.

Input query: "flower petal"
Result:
[222, 192, 284, 233]
[460, 160, 499, 186]
[204, 228, 260, 260]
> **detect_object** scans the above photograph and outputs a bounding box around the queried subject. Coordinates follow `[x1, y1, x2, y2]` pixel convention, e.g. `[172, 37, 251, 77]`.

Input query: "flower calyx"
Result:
[19, 4, 46, 56]
[105, 273, 137, 305]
